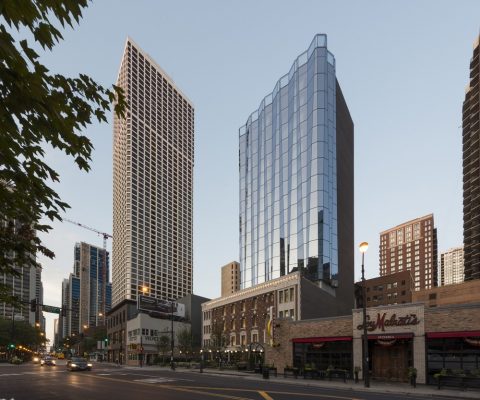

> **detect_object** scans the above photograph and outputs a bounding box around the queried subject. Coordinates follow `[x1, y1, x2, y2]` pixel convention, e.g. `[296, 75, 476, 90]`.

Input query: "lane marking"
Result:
[258, 391, 274, 400]
[88, 374, 254, 399]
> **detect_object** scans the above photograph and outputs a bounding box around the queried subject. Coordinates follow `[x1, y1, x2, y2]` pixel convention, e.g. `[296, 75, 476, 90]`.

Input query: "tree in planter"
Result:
[354, 366, 361, 383]
[408, 366, 417, 388]
[0, 0, 126, 304]
[210, 322, 227, 367]
[156, 335, 170, 365]
[176, 327, 193, 362]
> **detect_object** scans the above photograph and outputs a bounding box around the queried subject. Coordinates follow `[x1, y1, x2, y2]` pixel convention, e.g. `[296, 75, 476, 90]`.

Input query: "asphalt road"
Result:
[0, 361, 465, 400]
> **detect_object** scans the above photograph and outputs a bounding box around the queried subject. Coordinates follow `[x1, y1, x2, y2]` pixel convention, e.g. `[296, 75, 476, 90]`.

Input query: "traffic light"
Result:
[104, 338, 108, 345]
[8, 344, 15, 350]
[30, 298, 37, 312]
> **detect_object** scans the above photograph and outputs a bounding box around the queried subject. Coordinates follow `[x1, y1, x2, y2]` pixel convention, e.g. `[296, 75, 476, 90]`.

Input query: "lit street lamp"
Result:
[359, 241, 370, 388]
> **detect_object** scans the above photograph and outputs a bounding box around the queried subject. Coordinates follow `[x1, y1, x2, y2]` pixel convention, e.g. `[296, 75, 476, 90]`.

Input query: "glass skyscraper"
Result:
[239, 35, 353, 300]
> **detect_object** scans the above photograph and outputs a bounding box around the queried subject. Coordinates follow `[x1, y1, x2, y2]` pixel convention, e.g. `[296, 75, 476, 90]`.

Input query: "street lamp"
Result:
[359, 241, 370, 388]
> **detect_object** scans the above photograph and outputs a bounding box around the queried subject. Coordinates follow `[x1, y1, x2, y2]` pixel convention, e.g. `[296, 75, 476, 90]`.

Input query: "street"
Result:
[0, 361, 466, 400]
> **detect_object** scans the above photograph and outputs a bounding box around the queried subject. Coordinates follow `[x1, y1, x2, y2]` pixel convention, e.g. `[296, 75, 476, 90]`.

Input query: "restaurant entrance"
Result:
[371, 337, 412, 382]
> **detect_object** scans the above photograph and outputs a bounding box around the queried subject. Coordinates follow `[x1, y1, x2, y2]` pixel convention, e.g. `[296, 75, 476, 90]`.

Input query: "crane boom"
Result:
[64, 218, 112, 249]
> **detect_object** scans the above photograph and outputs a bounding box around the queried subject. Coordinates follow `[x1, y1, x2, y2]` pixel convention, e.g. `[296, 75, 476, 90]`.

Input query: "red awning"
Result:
[292, 336, 352, 343]
[426, 331, 480, 339]
[367, 333, 413, 340]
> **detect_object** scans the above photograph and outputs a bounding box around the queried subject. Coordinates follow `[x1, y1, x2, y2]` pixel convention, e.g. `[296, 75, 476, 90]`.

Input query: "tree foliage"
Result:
[156, 334, 170, 363]
[210, 322, 227, 351]
[0, 0, 126, 303]
[176, 327, 193, 355]
[0, 317, 43, 347]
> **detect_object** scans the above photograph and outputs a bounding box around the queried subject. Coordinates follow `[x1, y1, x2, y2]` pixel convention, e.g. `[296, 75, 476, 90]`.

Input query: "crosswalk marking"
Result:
[133, 377, 177, 384]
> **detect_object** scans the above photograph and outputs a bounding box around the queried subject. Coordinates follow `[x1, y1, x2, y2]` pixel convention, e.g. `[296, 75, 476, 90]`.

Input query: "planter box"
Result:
[437, 375, 480, 391]
[283, 367, 299, 379]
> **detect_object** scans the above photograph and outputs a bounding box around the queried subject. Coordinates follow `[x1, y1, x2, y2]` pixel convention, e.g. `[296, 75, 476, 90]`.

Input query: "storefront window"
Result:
[426, 338, 480, 384]
[293, 341, 352, 373]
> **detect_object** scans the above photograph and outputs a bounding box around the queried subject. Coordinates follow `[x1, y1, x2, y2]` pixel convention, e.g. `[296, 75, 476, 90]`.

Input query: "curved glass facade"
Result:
[239, 35, 338, 289]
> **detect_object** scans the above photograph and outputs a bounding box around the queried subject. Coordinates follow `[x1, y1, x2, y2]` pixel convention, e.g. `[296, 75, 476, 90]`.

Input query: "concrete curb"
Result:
[114, 365, 480, 399]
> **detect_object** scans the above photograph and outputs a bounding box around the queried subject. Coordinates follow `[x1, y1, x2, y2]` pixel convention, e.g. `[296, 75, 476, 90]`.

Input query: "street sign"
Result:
[42, 305, 61, 314]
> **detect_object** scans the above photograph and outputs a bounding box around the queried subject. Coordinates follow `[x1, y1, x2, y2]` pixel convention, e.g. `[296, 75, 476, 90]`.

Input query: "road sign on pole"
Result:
[42, 305, 61, 314]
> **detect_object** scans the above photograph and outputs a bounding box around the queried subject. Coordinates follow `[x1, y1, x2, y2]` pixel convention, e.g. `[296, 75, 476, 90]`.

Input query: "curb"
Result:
[110, 365, 480, 399]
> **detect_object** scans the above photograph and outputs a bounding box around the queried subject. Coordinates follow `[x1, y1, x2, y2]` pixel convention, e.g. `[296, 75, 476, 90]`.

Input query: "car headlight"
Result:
[52, 361, 56, 365]
[33, 357, 39, 362]
[87, 363, 92, 367]
[71, 363, 77, 367]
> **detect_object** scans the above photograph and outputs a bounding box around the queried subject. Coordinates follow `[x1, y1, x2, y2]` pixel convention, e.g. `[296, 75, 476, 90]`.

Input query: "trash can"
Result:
[262, 367, 269, 379]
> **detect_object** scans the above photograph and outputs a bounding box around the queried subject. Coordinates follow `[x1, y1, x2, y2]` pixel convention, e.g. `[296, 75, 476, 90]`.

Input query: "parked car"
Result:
[40, 357, 56, 366]
[66, 357, 92, 371]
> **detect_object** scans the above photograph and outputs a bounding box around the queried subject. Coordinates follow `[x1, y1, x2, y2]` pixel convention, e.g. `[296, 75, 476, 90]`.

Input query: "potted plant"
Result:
[408, 366, 417, 388]
[354, 366, 361, 383]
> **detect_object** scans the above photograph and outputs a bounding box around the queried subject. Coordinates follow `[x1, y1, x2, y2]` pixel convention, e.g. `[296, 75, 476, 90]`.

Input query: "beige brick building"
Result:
[221, 261, 240, 297]
[412, 278, 480, 308]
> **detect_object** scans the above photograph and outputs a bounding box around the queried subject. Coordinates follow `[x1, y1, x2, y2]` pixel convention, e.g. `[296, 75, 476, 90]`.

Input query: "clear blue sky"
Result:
[35, 0, 480, 343]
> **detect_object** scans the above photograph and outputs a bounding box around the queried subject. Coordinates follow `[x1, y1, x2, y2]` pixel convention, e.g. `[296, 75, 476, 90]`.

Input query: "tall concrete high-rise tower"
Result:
[463, 35, 480, 281]
[113, 38, 194, 306]
[74, 242, 111, 330]
[239, 35, 354, 315]
[440, 246, 464, 286]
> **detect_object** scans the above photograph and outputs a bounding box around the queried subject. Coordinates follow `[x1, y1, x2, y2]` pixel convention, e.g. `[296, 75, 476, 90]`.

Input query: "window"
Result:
[290, 309, 295, 318]
[279, 291, 284, 303]
[429, 293, 437, 300]
[279, 311, 284, 318]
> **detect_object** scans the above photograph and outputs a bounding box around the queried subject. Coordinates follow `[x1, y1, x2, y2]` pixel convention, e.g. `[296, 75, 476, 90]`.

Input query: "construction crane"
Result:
[64, 218, 112, 250]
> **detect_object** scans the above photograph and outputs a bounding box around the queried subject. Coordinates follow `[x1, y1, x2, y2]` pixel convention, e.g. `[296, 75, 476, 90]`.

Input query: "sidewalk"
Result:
[118, 364, 480, 399]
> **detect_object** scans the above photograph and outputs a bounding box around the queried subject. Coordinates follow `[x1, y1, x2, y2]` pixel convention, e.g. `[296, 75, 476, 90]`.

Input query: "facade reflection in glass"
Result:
[239, 35, 352, 291]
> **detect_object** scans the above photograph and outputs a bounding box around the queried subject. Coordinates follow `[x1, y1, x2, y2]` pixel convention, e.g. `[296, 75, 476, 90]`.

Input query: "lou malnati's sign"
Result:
[357, 312, 420, 332]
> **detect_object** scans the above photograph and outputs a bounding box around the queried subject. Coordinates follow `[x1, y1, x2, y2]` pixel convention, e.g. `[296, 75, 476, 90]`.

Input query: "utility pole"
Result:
[170, 301, 175, 370]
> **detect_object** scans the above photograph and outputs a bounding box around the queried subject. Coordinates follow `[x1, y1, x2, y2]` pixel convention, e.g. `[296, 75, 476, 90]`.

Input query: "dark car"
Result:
[67, 357, 92, 371]
[40, 357, 56, 366]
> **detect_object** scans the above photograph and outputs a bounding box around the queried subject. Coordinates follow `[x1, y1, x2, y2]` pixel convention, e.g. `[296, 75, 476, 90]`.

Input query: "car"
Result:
[40, 357, 56, 366]
[66, 357, 92, 372]
[32, 356, 40, 364]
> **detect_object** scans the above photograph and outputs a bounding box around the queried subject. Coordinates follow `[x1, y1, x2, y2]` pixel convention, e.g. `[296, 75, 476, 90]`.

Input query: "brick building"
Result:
[202, 271, 351, 351]
[379, 214, 438, 291]
[355, 271, 414, 308]
[266, 302, 480, 385]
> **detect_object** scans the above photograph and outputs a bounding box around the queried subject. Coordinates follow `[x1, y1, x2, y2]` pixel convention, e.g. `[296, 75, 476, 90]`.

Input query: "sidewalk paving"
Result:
[116, 364, 480, 399]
